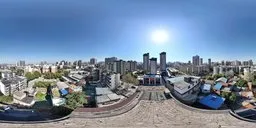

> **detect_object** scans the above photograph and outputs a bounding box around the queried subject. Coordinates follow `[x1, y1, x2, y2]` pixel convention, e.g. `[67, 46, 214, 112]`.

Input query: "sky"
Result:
[1, 0, 256, 63]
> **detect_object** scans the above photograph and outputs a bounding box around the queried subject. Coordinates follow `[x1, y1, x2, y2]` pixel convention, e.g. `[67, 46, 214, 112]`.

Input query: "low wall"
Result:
[74, 91, 140, 113]
[0, 114, 70, 124]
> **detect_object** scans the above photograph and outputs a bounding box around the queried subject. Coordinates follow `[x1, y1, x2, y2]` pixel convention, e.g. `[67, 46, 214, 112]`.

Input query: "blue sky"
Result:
[1, 0, 256, 63]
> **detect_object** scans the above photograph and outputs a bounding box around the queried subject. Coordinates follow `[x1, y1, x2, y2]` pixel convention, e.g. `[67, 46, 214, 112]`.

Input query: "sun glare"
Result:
[151, 29, 169, 44]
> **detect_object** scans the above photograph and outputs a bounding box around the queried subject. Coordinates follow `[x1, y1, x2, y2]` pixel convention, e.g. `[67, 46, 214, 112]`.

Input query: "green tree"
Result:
[34, 81, 53, 88]
[0, 95, 13, 103]
[221, 91, 230, 99]
[213, 74, 225, 80]
[252, 79, 256, 87]
[235, 79, 248, 87]
[229, 92, 237, 103]
[244, 72, 254, 82]
[122, 73, 139, 85]
[206, 75, 214, 80]
[65, 92, 87, 110]
[221, 92, 237, 103]
[25, 72, 35, 81]
[54, 72, 62, 79]
[16, 69, 24, 76]
[63, 71, 69, 77]
[33, 71, 41, 78]
[0, 72, 2, 79]
[35, 92, 46, 101]
[44, 72, 54, 79]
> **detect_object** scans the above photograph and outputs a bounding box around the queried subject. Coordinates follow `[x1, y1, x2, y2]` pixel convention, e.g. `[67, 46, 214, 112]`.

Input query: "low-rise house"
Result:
[95, 87, 122, 106]
[68, 74, 85, 82]
[201, 84, 211, 94]
[56, 82, 69, 96]
[167, 76, 201, 104]
[13, 91, 35, 107]
[104, 73, 120, 90]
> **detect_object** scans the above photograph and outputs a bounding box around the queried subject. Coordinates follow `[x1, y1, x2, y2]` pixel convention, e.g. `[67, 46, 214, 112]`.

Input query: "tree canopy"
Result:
[33, 81, 54, 88]
[65, 92, 87, 110]
[213, 74, 225, 80]
[221, 92, 237, 103]
[122, 73, 139, 85]
[25, 71, 41, 81]
[0, 95, 13, 103]
[235, 79, 248, 87]
[16, 69, 24, 76]
[44, 72, 62, 79]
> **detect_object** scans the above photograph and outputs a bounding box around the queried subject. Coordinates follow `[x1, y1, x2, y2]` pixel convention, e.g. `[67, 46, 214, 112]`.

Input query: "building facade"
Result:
[0, 76, 27, 96]
[143, 53, 150, 73]
[126, 61, 137, 72]
[192, 55, 200, 66]
[90, 58, 97, 65]
[113, 60, 126, 75]
[150, 58, 157, 74]
[105, 73, 120, 90]
[199, 58, 203, 65]
[105, 57, 118, 71]
[160, 52, 166, 71]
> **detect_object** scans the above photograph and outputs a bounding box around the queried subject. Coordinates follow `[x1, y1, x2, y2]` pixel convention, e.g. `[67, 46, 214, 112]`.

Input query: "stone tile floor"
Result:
[0, 100, 255, 128]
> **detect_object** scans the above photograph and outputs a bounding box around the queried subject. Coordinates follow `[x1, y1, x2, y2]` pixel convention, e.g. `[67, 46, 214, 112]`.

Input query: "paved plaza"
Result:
[0, 99, 255, 128]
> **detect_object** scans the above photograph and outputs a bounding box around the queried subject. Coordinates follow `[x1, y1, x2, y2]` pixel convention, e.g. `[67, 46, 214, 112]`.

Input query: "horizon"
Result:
[1, 0, 256, 63]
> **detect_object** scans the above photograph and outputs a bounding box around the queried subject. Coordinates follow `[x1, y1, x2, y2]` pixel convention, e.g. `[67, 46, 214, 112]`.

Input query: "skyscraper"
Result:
[150, 58, 157, 74]
[105, 57, 117, 71]
[143, 53, 150, 73]
[221, 60, 225, 66]
[192, 55, 200, 66]
[18, 60, 25, 67]
[199, 58, 203, 65]
[160, 52, 166, 71]
[90, 58, 97, 65]
[126, 61, 137, 72]
[249, 59, 253, 66]
[78, 60, 82, 68]
[208, 58, 211, 67]
[113, 60, 126, 75]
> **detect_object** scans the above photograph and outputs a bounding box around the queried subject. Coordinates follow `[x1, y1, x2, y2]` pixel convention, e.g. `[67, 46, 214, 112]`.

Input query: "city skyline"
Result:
[1, 0, 256, 63]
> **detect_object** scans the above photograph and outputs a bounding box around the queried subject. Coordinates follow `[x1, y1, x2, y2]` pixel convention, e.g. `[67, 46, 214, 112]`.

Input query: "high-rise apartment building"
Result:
[160, 52, 166, 71]
[90, 58, 97, 65]
[126, 61, 137, 72]
[105, 57, 117, 71]
[208, 58, 211, 67]
[143, 53, 150, 73]
[150, 58, 157, 74]
[113, 60, 126, 75]
[199, 58, 203, 65]
[192, 55, 200, 66]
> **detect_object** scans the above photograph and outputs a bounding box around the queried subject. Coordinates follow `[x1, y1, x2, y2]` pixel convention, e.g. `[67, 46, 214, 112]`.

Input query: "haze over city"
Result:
[0, 0, 256, 63]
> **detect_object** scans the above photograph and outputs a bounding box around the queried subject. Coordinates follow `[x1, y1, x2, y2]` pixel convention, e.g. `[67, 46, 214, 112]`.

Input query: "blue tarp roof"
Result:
[59, 89, 68, 96]
[199, 94, 225, 109]
[213, 82, 223, 90]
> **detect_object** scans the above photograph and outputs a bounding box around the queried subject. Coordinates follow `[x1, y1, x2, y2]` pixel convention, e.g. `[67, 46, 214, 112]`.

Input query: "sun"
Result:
[151, 29, 169, 44]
